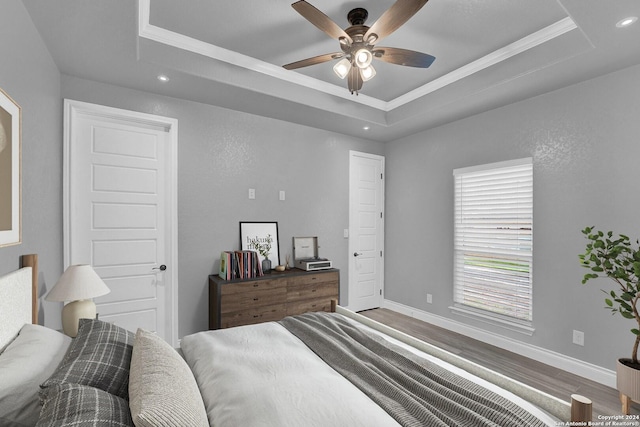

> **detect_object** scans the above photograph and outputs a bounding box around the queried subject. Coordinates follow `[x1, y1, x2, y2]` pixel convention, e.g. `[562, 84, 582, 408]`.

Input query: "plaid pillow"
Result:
[37, 383, 133, 427]
[41, 319, 134, 400]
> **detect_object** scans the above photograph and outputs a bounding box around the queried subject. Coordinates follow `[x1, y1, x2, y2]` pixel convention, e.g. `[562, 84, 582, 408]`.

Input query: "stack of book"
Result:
[219, 250, 263, 280]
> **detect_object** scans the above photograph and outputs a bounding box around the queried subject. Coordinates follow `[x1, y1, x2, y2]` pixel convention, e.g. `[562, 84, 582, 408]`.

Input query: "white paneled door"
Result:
[64, 100, 178, 346]
[348, 151, 384, 312]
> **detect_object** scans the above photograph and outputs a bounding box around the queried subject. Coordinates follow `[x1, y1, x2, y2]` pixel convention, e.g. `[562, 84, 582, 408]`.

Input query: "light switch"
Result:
[279, 190, 285, 201]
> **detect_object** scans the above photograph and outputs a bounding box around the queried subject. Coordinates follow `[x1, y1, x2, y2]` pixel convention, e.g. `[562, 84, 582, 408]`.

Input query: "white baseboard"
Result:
[382, 299, 616, 388]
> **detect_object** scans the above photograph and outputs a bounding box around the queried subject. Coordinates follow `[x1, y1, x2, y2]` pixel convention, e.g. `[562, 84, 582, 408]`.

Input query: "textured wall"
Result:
[384, 63, 640, 371]
[61, 75, 384, 337]
[0, 1, 63, 327]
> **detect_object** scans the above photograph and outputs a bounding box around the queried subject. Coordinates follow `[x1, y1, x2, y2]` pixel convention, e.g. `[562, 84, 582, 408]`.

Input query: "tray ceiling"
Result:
[23, 0, 640, 141]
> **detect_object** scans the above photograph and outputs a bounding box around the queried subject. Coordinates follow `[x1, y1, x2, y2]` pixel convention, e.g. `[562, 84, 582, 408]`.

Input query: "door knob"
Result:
[153, 264, 167, 271]
[353, 252, 363, 257]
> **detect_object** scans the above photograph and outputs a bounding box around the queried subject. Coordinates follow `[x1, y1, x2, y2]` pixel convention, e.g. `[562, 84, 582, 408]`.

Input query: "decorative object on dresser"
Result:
[219, 250, 262, 280]
[45, 264, 111, 337]
[579, 227, 640, 415]
[293, 236, 333, 271]
[239, 221, 280, 268]
[209, 269, 339, 329]
[251, 233, 273, 273]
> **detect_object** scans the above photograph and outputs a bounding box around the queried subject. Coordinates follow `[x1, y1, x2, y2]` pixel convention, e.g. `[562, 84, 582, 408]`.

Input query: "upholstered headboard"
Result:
[0, 254, 38, 350]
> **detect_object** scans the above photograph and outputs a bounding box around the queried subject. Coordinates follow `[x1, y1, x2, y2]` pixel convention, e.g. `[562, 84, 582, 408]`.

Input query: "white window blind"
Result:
[453, 158, 533, 323]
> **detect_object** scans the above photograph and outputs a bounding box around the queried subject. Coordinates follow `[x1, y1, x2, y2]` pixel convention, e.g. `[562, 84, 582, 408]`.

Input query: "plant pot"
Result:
[617, 358, 640, 401]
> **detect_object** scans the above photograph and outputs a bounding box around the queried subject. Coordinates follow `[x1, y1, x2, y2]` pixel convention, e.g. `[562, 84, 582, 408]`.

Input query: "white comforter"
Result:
[181, 315, 557, 427]
[181, 321, 401, 427]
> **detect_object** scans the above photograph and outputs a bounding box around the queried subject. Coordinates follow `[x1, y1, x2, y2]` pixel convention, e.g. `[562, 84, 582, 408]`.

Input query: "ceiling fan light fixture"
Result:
[333, 57, 351, 79]
[359, 64, 376, 81]
[354, 48, 373, 68]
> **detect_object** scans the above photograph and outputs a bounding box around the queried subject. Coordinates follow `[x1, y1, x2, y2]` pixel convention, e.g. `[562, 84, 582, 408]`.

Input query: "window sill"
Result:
[448, 305, 535, 336]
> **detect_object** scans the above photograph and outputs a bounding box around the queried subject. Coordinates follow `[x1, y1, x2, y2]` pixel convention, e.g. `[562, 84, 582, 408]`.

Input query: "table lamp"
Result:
[46, 264, 111, 337]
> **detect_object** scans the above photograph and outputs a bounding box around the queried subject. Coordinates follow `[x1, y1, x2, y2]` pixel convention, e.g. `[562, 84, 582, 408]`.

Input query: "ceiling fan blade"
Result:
[347, 66, 363, 94]
[283, 52, 343, 70]
[292, 1, 353, 44]
[364, 0, 428, 44]
[372, 47, 435, 68]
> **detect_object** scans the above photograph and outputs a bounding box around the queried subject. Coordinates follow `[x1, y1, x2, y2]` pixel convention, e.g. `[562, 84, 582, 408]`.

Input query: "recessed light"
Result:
[616, 16, 637, 28]
[157, 74, 170, 82]
[363, 126, 370, 131]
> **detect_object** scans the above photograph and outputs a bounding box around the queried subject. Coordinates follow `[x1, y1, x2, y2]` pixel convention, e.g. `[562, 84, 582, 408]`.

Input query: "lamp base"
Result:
[62, 300, 96, 337]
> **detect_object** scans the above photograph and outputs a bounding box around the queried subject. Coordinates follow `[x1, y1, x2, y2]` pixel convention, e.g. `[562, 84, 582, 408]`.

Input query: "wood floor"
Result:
[359, 308, 639, 418]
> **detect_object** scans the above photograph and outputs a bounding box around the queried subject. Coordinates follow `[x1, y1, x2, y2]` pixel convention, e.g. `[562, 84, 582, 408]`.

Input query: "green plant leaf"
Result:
[605, 298, 613, 307]
[632, 329, 640, 336]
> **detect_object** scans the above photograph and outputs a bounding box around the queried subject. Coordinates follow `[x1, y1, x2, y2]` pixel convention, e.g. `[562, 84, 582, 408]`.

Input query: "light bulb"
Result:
[354, 49, 373, 68]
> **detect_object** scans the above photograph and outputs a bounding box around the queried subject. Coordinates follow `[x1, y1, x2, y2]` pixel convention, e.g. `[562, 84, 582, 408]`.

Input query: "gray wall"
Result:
[61, 75, 384, 338]
[0, 1, 64, 326]
[384, 63, 640, 371]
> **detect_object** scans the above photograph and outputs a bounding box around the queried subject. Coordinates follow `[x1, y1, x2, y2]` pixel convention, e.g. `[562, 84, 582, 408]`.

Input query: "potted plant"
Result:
[251, 234, 273, 273]
[579, 227, 640, 409]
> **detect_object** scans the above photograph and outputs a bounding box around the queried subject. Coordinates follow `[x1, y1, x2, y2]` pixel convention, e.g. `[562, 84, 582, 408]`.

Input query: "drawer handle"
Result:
[253, 298, 259, 301]
[253, 315, 260, 318]
[311, 289, 317, 293]
[253, 284, 259, 287]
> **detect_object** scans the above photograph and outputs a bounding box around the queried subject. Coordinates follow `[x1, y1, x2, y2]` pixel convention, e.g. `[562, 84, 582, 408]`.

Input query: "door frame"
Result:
[348, 150, 385, 311]
[63, 99, 179, 346]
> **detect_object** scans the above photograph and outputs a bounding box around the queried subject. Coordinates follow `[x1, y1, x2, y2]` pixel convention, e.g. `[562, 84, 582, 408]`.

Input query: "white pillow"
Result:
[0, 324, 71, 426]
[129, 328, 208, 427]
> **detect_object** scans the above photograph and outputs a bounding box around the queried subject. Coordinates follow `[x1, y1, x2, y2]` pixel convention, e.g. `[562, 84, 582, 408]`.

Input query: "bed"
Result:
[0, 254, 593, 426]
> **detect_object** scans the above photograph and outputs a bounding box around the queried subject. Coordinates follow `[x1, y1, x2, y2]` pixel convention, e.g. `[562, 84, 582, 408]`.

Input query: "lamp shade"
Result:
[333, 57, 351, 79]
[360, 64, 376, 81]
[46, 264, 110, 302]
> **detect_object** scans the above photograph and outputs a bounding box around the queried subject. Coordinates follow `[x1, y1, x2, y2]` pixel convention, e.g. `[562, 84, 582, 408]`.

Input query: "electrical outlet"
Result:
[248, 188, 255, 199]
[573, 330, 585, 346]
[427, 294, 433, 304]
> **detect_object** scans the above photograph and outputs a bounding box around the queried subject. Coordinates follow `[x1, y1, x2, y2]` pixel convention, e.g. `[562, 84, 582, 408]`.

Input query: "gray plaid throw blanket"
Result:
[279, 312, 548, 427]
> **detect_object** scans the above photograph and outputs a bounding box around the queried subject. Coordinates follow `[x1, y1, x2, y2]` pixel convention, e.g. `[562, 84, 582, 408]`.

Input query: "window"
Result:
[452, 158, 533, 330]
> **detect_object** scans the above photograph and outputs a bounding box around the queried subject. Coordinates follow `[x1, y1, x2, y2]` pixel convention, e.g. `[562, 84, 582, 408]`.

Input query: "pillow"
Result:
[41, 318, 134, 400]
[0, 324, 71, 427]
[36, 383, 133, 427]
[129, 328, 209, 427]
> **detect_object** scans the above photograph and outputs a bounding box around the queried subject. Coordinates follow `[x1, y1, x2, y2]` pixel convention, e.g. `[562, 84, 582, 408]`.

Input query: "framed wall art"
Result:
[239, 221, 280, 265]
[0, 87, 21, 247]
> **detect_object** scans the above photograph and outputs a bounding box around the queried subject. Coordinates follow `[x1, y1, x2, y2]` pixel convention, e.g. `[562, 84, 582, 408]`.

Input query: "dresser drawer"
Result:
[287, 280, 338, 301]
[286, 298, 335, 316]
[287, 271, 339, 287]
[221, 304, 286, 328]
[220, 281, 286, 314]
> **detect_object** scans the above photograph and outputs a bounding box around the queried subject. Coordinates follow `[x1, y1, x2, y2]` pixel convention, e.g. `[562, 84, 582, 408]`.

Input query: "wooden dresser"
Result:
[209, 269, 339, 329]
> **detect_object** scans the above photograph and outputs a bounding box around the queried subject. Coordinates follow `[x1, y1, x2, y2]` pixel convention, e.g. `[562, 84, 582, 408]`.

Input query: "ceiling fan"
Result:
[283, 0, 435, 95]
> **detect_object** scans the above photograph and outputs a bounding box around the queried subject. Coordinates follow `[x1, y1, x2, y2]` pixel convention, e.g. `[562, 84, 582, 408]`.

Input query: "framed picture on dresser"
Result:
[0, 87, 21, 247]
[239, 221, 280, 266]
